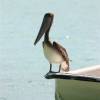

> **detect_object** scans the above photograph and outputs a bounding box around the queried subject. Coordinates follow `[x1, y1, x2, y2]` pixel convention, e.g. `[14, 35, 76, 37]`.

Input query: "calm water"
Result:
[0, 0, 100, 100]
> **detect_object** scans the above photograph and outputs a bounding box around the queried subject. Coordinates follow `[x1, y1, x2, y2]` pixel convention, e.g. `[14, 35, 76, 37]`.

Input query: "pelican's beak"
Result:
[34, 13, 54, 45]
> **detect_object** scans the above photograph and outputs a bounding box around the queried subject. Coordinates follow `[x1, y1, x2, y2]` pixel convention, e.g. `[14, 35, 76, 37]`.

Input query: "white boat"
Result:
[45, 65, 100, 100]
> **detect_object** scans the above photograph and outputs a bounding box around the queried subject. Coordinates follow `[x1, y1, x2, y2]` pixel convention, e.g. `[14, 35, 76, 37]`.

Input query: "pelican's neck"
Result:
[44, 33, 49, 42]
[44, 27, 50, 42]
[44, 30, 53, 47]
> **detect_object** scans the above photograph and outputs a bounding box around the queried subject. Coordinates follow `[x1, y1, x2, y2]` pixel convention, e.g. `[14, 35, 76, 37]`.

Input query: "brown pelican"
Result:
[34, 13, 69, 73]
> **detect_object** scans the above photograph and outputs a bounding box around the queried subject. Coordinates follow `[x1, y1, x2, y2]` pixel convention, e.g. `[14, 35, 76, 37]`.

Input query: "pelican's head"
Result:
[34, 13, 54, 45]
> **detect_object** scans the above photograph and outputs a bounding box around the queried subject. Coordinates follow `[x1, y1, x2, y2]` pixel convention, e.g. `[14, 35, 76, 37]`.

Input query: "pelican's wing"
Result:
[53, 41, 69, 62]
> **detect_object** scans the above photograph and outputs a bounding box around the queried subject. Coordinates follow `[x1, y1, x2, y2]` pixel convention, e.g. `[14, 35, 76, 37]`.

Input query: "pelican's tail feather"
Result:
[61, 61, 69, 72]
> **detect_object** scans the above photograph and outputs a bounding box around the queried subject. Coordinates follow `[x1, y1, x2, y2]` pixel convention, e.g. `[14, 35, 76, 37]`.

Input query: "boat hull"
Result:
[55, 79, 100, 100]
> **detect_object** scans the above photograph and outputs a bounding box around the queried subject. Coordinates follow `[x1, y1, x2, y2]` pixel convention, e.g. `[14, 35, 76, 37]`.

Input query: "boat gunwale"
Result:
[45, 72, 100, 82]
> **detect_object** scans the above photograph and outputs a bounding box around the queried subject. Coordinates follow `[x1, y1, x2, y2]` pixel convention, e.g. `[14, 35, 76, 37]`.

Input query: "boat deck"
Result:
[69, 65, 100, 77]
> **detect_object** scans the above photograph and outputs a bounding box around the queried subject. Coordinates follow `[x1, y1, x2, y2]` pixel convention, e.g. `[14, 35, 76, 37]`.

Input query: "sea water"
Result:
[0, 0, 100, 100]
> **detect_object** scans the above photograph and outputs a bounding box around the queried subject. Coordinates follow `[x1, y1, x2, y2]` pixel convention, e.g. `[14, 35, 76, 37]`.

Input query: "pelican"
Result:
[34, 13, 69, 73]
